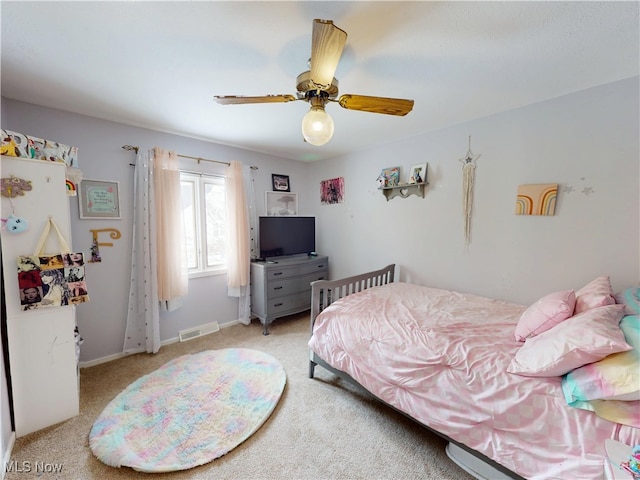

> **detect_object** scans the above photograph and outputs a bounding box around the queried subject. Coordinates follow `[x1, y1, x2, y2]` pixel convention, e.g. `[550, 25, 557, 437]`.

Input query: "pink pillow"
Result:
[514, 290, 576, 342]
[507, 304, 629, 377]
[574, 275, 615, 314]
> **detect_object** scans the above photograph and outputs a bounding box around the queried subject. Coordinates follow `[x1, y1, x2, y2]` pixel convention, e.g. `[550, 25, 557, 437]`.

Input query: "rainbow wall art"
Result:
[65, 179, 77, 196]
[515, 183, 558, 216]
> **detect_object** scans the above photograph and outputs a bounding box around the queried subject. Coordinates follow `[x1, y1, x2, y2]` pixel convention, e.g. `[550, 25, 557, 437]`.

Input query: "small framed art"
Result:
[78, 179, 121, 219]
[320, 177, 345, 205]
[515, 183, 558, 216]
[271, 174, 290, 192]
[378, 167, 400, 188]
[409, 163, 427, 184]
[266, 191, 298, 216]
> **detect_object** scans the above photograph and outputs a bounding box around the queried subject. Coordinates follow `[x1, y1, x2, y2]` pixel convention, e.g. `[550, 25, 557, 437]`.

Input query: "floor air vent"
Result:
[179, 321, 220, 342]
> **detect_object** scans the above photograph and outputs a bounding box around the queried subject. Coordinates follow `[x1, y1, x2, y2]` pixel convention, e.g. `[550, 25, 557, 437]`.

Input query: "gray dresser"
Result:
[250, 255, 329, 334]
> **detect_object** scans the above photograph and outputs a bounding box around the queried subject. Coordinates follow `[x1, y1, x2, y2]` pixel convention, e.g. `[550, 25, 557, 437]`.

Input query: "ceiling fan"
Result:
[214, 19, 415, 146]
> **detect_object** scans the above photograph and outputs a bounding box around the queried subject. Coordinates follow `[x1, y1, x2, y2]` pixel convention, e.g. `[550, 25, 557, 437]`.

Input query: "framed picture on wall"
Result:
[265, 191, 298, 216]
[78, 179, 121, 219]
[378, 166, 400, 187]
[408, 163, 427, 184]
[320, 177, 345, 205]
[271, 174, 290, 192]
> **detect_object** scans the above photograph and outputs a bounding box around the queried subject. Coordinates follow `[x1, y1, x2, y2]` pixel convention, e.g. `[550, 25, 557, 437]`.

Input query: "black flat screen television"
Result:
[259, 216, 315, 259]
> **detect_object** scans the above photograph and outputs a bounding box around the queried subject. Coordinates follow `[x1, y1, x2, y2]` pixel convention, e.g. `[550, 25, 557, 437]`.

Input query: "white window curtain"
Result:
[226, 161, 256, 325]
[124, 149, 160, 354]
[124, 147, 188, 355]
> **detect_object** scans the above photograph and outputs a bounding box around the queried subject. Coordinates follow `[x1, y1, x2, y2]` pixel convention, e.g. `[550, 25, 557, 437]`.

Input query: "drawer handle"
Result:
[273, 272, 283, 276]
[317, 264, 325, 268]
[274, 286, 283, 290]
[317, 276, 325, 280]
[274, 302, 283, 307]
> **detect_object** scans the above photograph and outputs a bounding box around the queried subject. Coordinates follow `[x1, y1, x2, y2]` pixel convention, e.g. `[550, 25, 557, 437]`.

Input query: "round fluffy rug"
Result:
[89, 348, 286, 472]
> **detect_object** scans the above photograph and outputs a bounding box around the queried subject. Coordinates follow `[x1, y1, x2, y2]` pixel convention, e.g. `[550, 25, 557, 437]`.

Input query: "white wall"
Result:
[309, 76, 639, 304]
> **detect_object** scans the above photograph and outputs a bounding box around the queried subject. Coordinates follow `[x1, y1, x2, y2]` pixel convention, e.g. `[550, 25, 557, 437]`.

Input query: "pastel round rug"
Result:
[89, 348, 286, 472]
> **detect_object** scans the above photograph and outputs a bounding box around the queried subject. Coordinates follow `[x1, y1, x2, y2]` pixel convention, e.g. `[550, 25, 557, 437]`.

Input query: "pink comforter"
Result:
[308, 283, 640, 480]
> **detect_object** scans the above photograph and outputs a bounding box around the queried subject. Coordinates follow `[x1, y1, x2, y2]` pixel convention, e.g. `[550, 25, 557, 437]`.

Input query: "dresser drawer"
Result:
[265, 291, 311, 317]
[266, 271, 328, 299]
[266, 258, 328, 280]
[297, 258, 328, 276]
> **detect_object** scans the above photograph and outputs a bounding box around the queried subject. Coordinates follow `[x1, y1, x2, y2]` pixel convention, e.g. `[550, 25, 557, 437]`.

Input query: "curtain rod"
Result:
[122, 145, 258, 170]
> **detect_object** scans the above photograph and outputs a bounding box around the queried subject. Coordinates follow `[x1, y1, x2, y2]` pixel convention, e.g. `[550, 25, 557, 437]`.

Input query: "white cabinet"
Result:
[250, 255, 329, 334]
[0, 156, 79, 437]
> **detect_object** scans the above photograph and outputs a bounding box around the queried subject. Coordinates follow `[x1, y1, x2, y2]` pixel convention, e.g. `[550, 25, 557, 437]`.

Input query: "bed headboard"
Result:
[310, 264, 395, 331]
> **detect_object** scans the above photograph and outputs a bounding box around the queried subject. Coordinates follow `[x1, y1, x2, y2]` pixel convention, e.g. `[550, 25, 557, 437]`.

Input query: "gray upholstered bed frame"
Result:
[308, 264, 524, 480]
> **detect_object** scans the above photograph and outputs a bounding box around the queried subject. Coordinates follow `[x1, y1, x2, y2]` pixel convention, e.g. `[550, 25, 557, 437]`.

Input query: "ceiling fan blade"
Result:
[214, 94, 298, 105]
[337, 94, 414, 116]
[310, 19, 347, 89]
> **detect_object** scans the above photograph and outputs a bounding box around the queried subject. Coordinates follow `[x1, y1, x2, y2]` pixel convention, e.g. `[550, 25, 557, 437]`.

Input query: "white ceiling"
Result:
[1, 1, 638, 162]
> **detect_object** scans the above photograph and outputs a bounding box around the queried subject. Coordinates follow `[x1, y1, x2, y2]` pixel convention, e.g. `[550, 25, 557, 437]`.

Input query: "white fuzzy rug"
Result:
[89, 348, 286, 472]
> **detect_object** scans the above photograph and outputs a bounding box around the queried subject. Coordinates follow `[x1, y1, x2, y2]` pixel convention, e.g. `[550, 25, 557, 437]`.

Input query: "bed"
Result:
[308, 264, 640, 480]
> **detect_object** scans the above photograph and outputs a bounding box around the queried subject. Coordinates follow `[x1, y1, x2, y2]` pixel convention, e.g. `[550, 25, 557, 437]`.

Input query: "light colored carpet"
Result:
[89, 348, 286, 472]
[5, 312, 474, 479]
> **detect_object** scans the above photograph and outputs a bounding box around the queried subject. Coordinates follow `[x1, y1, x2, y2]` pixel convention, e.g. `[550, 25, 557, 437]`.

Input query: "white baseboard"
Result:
[79, 320, 241, 369]
[79, 351, 128, 369]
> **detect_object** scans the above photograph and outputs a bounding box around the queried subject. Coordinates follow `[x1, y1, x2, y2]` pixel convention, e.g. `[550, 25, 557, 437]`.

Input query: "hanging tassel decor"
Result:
[461, 161, 475, 245]
[459, 136, 481, 247]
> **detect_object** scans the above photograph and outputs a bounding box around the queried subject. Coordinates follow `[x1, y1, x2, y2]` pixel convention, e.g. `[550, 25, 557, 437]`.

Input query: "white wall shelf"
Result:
[379, 182, 427, 201]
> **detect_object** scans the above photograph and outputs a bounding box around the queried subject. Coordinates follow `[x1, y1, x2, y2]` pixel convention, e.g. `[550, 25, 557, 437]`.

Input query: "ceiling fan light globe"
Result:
[301, 108, 334, 146]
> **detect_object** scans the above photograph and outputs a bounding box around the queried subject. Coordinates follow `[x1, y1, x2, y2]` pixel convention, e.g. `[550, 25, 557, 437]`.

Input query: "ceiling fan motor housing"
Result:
[296, 71, 339, 100]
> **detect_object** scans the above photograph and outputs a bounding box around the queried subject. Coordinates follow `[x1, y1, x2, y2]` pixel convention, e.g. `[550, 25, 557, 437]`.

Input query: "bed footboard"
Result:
[309, 264, 395, 378]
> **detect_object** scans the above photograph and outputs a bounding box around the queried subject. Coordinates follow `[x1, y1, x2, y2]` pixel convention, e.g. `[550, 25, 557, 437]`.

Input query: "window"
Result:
[180, 172, 227, 277]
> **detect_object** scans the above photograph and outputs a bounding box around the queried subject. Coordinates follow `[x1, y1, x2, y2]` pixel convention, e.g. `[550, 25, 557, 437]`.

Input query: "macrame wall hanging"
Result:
[458, 136, 481, 247]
